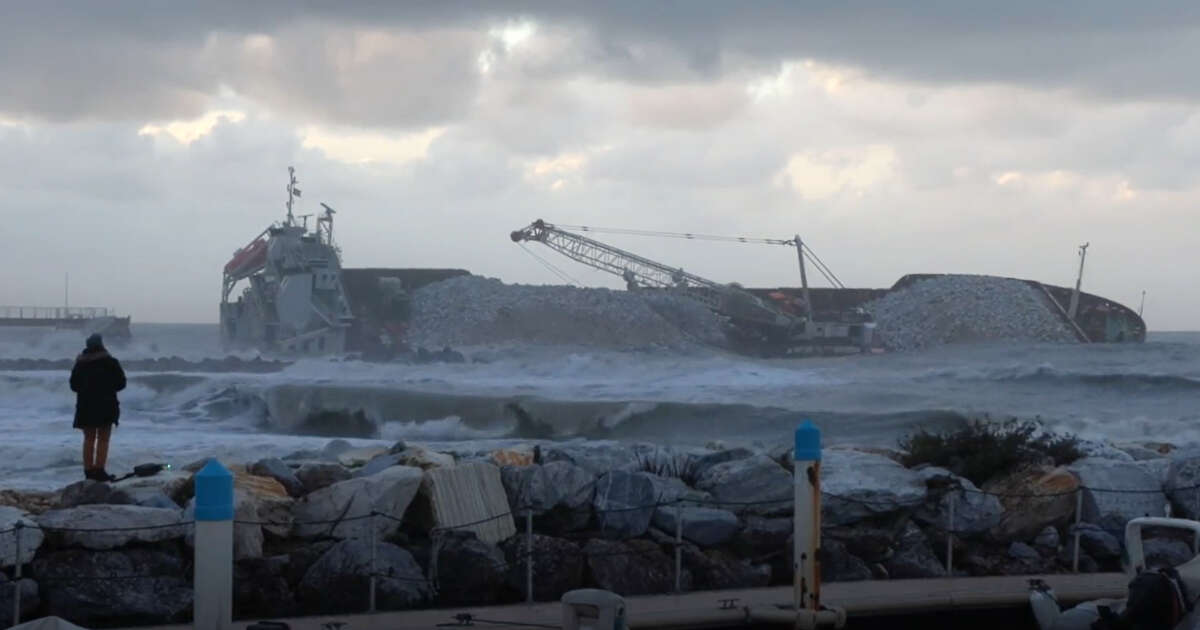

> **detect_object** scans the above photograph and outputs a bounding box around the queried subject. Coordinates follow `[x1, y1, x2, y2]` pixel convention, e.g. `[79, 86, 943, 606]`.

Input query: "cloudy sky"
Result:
[1, 2, 1196, 328]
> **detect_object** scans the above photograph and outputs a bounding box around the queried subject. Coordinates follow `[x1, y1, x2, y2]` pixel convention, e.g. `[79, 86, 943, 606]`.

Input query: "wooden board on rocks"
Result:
[422, 461, 515, 544]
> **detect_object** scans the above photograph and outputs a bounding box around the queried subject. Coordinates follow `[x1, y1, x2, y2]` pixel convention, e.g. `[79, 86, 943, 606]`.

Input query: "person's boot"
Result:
[84, 468, 101, 481]
[96, 469, 116, 483]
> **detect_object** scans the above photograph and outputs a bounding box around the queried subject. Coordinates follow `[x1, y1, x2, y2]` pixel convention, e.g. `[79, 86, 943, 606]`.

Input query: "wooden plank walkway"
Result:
[134, 573, 1127, 630]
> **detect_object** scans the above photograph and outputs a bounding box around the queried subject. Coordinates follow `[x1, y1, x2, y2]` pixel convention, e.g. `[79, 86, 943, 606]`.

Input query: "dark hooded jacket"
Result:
[70, 348, 126, 429]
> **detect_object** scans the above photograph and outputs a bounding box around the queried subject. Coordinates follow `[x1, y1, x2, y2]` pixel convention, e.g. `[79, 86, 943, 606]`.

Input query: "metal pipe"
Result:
[674, 502, 683, 594]
[525, 509, 534, 604]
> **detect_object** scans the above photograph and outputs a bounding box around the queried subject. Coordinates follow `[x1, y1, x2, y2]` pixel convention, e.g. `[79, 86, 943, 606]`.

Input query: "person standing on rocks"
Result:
[69, 333, 126, 482]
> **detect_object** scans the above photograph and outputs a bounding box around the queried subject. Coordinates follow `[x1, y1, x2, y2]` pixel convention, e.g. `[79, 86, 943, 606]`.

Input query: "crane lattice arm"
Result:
[510, 219, 794, 329]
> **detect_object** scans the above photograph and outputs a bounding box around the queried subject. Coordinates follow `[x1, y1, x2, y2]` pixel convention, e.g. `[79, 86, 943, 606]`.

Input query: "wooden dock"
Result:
[135, 573, 1127, 630]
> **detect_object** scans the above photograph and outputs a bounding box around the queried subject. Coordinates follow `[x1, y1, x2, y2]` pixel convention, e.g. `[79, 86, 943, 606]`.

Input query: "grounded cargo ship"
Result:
[221, 169, 1144, 357]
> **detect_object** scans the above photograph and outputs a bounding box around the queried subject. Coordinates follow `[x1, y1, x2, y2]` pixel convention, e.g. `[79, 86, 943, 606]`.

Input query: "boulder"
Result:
[821, 450, 926, 525]
[249, 458, 305, 498]
[108, 487, 179, 510]
[1008, 542, 1041, 562]
[0, 507, 43, 567]
[431, 531, 512, 605]
[544, 443, 641, 476]
[295, 462, 352, 494]
[689, 448, 756, 481]
[583, 538, 681, 596]
[36, 505, 186, 550]
[1166, 451, 1200, 519]
[1143, 538, 1194, 570]
[234, 555, 296, 619]
[492, 447, 535, 467]
[338, 446, 389, 468]
[1072, 523, 1122, 562]
[292, 465, 423, 540]
[0, 490, 56, 515]
[0, 573, 38, 624]
[914, 474, 1003, 537]
[884, 522, 944, 579]
[354, 454, 402, 478]
[503, 462, 595, 534]
[984, 466, 1079, 542]
[1034, 526, 1061, 549]
[1070, 458, 1165, 528]
[593, 471, 657, 539]
[55, 481, 117, 509]
[651, 506, 740, 547]
[638, 473, 712, 506]
[500, 534, 584, 602]
[820, 538, 872, 582]
[298, 539, 431, 613]
[824, 521, 898, 564]
[422, 462, 517, 545]
[694, 454, 791, 515]
[501, 465, 552, 513]
[321, 439, 356, 460]
[33, 548, 192, 626]
[397, 447, 455, 470]
[681, 545, 770, 590]
[733, 516, 792, 557]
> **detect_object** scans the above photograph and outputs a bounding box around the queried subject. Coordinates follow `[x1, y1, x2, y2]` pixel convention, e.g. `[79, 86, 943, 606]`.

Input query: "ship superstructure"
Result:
[220, 168, 354, 354]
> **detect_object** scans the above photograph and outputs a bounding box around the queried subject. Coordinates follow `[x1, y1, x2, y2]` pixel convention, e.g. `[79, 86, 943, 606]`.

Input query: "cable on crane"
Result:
[517, 243, 581, 286]
[801, 245, 845, 289]
[554, 224, 792, 246]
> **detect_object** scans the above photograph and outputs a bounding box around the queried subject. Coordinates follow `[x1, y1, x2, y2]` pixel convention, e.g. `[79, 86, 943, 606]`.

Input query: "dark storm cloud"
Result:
[3, 2, 1200, 125]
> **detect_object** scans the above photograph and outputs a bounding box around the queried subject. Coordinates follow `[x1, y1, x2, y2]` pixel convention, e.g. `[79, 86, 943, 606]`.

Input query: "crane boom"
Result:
[511, 219, 795, 331]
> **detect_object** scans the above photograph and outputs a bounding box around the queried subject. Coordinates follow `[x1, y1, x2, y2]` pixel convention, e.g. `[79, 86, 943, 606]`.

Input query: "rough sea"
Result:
[1, 324, 1197, 491]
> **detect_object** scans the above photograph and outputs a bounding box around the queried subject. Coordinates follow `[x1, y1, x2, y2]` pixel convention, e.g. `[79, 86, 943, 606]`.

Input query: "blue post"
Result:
[194, 459, 233, 630]
[793, 420, 823, 616]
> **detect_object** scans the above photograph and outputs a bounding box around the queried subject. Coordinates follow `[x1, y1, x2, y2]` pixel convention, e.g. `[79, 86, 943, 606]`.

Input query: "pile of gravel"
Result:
[405, 275, 729, 350]
[864, 275, 1079, 351]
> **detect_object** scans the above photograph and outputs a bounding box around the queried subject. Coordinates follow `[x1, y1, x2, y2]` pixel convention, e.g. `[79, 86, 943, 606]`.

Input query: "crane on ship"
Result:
[510, 219, 873, 355]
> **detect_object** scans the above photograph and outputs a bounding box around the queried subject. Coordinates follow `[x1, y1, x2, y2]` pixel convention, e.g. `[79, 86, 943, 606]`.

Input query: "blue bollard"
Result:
[194, 459, 233, 630]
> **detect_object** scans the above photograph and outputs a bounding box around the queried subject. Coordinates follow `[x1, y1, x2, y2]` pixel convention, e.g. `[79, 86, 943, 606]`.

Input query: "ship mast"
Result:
[285, 166, 301, 227]
[1067, 242, 1089, 321]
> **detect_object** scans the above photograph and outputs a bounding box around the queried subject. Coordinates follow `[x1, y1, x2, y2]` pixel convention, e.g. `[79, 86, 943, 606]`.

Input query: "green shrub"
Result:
[899, 418, 1083, 486]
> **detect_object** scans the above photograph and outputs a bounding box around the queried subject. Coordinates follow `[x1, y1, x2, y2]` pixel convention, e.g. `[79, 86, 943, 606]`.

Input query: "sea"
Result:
[0, 324, 1197, 491]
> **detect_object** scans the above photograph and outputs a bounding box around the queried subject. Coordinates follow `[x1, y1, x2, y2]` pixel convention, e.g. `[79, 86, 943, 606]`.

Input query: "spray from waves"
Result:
[945, 364, 1200, 392]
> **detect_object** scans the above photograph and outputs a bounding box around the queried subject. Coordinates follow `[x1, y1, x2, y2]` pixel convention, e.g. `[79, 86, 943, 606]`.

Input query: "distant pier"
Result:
[0, 306, 131, 338]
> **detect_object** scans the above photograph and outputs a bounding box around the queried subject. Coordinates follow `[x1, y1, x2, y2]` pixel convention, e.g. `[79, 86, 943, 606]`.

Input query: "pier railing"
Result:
[3, 476, 1192, 628]
[0, 306, 112, 320]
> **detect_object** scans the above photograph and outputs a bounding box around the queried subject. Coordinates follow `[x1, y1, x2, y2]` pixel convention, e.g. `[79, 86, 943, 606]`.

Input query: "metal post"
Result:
[12, 523, 22, 628]
[794, 420, 822, 613]
[194, 459, 234, 630]
[369, 512, 377, 613]
[674, 503, 683, 594]
[946, 493, 955, 577]
[525, 510, 534, 604]
[1072, 489, 1083, 573]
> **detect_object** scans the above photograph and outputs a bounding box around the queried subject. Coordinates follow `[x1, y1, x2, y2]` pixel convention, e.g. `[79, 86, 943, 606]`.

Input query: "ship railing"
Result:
[0, 306, 112, 320]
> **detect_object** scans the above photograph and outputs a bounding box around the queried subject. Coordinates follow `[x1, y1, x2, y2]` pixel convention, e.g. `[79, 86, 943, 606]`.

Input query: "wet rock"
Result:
[0, 573, 38, 624]
[250, 458, 305, 498]
[824, 521, 897, 564]
[432, 531, 512, 606]
[1034, 526, 1061, 549]
[651, 506, 740, 547]
[1070, 458, 1165, 527]
[108, 487, 179, 510]
[1165, 450, 1200, 519]
[914, 472, 1002, 537]
[884, 522, 944, 579]
[593, 471, 656, 539]
[112, 471, 192, 507]
[820, 538, 872, 582]
[639, 473, 712, 505]
[733, 516, 792, 557]
[33, 548, 192, 626]
[55, 480, 116, 508]
[1143, 538, 1194, 569]
[299, 539, 431, 613]
[36, 505, 186, 550]
[1008, 542, 1040, 561]
[681, 545, 769, 590]
[502, 461, 595, 533]
[694, 454, 791, 515]
[545, 443, 641, 476]
[500, 534, 585, 602]
[984, 466, 1079, 542]
[321, 439, 356, 461]
[0, 507, 42, 567]
[355, 454, 403, 478]
[396, 446, 454, 470]
[1072, 523, 1122, 562]
[584, 538, 681, 596]
[337, 446, 389, 468]
[689, 448, 756, 480]
[234, 555, 296, 618]
[292, 466, 423, 539]
[295, 462, 353, 493]
[822, 450, 926, 525]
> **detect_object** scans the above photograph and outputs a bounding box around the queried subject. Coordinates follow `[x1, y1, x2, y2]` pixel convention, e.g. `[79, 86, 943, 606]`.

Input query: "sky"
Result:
[0, 3, 1196, 328]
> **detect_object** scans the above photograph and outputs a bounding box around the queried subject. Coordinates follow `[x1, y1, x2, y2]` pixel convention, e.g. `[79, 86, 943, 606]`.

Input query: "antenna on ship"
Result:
[1138, 290, 1146, 318]
[285, 166, 302, 226]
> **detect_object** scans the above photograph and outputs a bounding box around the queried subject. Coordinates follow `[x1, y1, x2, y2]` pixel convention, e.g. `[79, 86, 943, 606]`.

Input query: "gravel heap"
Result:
[405, 275, 729, 350]
[865, 275, 1079, 351]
